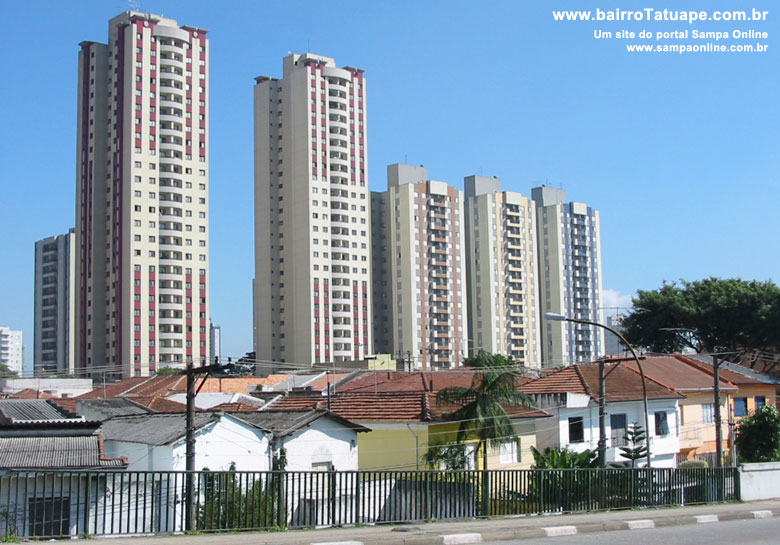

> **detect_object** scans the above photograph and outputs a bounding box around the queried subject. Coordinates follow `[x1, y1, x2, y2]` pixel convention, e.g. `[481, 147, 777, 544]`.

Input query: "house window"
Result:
[654, 412, 669, 436]
[28, 497, 70, 537]
[702, 403, 715, 424]
[499, 440, 520, 464]
[734, 397, 748, 417]
[610, 413, 627, 447]
[568, 417, 584, 443]
[755, 396, 767, 410]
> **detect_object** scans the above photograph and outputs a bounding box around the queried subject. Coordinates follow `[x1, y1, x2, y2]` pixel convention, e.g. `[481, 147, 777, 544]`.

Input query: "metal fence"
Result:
[0, 467, 738, 538]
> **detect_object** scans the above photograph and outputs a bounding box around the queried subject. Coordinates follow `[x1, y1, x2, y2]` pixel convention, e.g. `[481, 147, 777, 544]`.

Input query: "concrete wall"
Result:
[739, 462, 780, 501]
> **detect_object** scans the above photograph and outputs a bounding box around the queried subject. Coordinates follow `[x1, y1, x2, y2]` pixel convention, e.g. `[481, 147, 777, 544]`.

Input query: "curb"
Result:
[308, 508, 778, 545]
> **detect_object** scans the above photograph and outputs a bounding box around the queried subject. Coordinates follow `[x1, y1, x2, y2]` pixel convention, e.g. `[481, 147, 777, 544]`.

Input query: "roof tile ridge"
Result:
[573, 365, 594, 398]
[97, 433, 128, 466]
[421, 393, 432, 421]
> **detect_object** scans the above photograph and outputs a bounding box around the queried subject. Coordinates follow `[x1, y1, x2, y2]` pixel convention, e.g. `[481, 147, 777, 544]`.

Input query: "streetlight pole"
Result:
[545, 312, 652, 469]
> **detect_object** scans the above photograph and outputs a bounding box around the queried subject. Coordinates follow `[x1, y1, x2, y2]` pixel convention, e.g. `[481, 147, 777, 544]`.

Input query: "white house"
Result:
[524, 362, 684, 467]
[101, 409, 368, 473]
[102, 412, 270, 472]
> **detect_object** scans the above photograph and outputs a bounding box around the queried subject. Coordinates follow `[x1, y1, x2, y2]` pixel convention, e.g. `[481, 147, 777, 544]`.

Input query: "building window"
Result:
[654, 412, 669, 436]
[568, 417, 584, 443]
[610, 413, 627, 447]
[734, 397, 748, 417]
[499, 440, 520, 464]
[702, 403, 715, 424]
[755, 396, 767, 410]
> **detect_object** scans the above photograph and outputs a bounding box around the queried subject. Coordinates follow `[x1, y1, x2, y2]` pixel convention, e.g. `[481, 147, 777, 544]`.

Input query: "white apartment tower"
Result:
[371, 164, 468, 369]
[76, 12, 210, 377]
[532, 186, 604, 367]
[34, 229, 77, 376]
[464, 176, 541, 368]
[0, 328, 23, 376]
[254, 54, 372, 367]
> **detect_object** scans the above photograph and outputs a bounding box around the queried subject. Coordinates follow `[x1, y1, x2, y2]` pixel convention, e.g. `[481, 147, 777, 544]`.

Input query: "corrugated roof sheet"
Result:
[76, 398, 154, 417]
[235, 409, 369, 436]
[0, 399, 82, 423]
[0, 435, 126, 469]
[102, 413, 218, 445]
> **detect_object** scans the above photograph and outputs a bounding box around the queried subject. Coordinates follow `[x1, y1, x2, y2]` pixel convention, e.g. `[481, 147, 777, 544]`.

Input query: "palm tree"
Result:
[435, 351, 536, 471]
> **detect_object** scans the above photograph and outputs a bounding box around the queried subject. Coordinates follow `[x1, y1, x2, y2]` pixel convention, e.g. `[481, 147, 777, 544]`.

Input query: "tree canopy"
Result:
[621, 278, 780, 359]
[434, 351, 535, 471]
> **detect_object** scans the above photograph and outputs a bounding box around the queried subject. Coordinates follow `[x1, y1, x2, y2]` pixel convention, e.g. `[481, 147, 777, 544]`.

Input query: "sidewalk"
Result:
[92, 500, 780, 545]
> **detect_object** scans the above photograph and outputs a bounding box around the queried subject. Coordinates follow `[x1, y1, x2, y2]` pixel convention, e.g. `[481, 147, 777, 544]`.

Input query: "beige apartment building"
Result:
[253, 54, 372, 368]
[463, 176, 541, 368]
[34, 229, 77, 376]
[532, 187, 603, 367]
[372, 164, 467, 369]
[76, 12, 210, 377]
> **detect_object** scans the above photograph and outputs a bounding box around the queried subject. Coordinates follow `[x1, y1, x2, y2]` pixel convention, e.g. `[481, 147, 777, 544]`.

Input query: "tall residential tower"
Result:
[464, 176, 540, 368]
[371, 164, 468, 369]
[254, 54, 372, 367]
[34, 229, 76, 376]
[532, 187, 603, 367]
[76, 12, 210, 377]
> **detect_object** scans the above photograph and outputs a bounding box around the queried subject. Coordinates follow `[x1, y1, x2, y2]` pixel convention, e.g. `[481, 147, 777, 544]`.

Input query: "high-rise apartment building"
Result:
[76, 12, 210, 377]
[253, 54, 372, 367]
[0, 327, 24, 376]
[371, 164, 467, 369]
[34, 229, 76, 376]
[464, 176, 540, 368]
[532, 186, 603, 367]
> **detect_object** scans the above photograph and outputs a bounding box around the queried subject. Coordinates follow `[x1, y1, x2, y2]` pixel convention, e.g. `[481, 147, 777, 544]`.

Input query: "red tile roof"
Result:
[266, 391, 548, 423]
[209, 402, 261, 412]
[523, 362, 685, 402]
[616, 355, 737, 391]
[76, 374, 291, 401]
[7, 389, 55, 399]
[675, 356, 778, 386]
[337, 370, 532, 393]
[130, 396, 187, 413]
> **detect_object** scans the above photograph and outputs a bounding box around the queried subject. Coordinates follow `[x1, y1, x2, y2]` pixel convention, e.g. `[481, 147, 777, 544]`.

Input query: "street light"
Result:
[544, 312, 652, 468]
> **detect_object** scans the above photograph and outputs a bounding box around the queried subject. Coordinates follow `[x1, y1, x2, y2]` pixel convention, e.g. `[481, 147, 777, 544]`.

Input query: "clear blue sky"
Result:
[1, 1, 777, 367]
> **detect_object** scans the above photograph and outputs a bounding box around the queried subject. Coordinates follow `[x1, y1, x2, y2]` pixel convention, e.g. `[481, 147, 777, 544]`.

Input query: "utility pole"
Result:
[598, 357, 607, 468]
[713, 354, 723, 468]
[184, 358, 232, 532]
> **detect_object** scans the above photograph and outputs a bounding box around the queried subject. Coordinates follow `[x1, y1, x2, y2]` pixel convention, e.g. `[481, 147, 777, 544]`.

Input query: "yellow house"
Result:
[623, 354, 779, 461]
[267, 372, 549, 471]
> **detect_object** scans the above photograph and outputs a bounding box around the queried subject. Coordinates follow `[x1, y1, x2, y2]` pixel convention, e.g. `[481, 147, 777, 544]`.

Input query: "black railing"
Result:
[0, 467, 738, 538]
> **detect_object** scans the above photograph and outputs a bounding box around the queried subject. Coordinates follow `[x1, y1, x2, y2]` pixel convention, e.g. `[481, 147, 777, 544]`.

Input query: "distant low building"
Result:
[0, 377, 93, 399]
[0, 327, 23, 376]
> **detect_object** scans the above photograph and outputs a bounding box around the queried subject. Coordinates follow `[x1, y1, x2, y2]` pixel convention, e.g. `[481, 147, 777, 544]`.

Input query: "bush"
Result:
[679, 459, 708, 469]
[735, 405, 780, 463]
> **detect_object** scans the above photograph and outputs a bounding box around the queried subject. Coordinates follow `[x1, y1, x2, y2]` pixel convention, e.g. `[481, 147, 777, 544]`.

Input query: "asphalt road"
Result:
[489, 516, 780, 544]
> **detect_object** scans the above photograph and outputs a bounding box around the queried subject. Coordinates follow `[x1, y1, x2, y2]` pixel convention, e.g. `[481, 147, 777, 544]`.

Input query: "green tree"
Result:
[435, 351, 535, 471]
[622, 278, 780, 359]
[618, 423, 648, 467]
[735, 405, 780, 463]
[529, 447, 598, 469]
[422, 442, 472, 470]
[0, 364, 17, 379]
